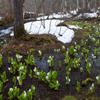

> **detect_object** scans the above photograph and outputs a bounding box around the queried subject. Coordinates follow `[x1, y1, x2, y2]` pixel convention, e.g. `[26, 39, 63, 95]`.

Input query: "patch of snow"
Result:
[98, 7, 100, 10]
[38, 13, 44, 16]
[0, 17, 2, 20]
[74, 12, 98, 20]
[25, 18, 34, 21]
[37, 16, 48, 20]
[70, 9, 78, 15]
[57, 28, 74, 43]
[10, 31, 14, 36]
[91, 9, 99, 13]
[24, 11, 35, 14]
[11, 20, 74, 43]
[64, 13, 72, 18]
[74, 14, 82, 20]
[37, 13, 72, 20]
[68, 25, 82, 29]
[0, 26, 13, 36]
[24, 20, 74, 43]
[84, 12, 98, 18]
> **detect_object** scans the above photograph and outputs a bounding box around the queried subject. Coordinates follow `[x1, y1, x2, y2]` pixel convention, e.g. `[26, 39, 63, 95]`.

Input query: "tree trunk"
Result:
[13, 0, 26, 39]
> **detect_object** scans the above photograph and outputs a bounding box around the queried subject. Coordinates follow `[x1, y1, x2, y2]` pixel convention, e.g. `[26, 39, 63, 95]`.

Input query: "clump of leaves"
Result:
[25, 55, 36, 66]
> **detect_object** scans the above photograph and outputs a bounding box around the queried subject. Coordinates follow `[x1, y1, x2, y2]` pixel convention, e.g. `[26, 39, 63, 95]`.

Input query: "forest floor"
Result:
[0, 18, 100, 100]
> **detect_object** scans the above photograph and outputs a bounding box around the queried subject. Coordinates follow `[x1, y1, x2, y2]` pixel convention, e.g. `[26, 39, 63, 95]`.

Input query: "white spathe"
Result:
[24, 20, 74, 43]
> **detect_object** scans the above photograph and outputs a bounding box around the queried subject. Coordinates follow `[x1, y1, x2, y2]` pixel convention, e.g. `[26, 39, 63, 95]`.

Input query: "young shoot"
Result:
[66, 65, 71, 75]
[13, 76, 16, 86]
[96, 75, 100, 85]
[88, 83, 95, 94]
[82, 47, 89, 54]
[10, 58, 18, 74]
[59, 61, 61, 68]
[66, 75, 71, 85]
[95, 39, 100, 47]
[49, 80, 60, 90]
[0, 95, 2, 100]
[54, 48, 61, 53]
[0, 42, 1, 47]
[75, 44, 80, 51]
[90, 37, 96, 43]
[18, 91, 27, 100]
[8, 57, 11, 63]
[38, 50, 42, 56]
[73, 58, 81, 69]
[37, 71, 46, 82]
[31, 85, 35, 96]
[64, 51, 70, 64]
[47, 56, 54, 67]
[46, 71, 58, 83]
[27, 89, 32, 100]
[86, 62, 91, 74]
[17, 70, 27, 85]
[0, 81, 3, 93]
[76, 81, 81, 92]
[62, 45, 66, 51]
[81, 39, 87, 46]
[18, 63, 27, 72]
[94, 48, 99, 56]
[68, 46, 76, 56]
[1, 71, 7, 83]
[0, 54, 3, 67]
[8, 86, 19, 99]
[29, 70, 33, 78]
[25, 55, 36, 66]
[8, 66, 13, 73]
[33, 67, 38, 76]
[80, 67, 84, 73]
[91, 54, 96, 61]
[16, 54, 23, 62]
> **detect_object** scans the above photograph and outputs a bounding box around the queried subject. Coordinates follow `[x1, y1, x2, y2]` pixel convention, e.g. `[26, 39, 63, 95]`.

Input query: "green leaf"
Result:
[49, 83, 55, 89]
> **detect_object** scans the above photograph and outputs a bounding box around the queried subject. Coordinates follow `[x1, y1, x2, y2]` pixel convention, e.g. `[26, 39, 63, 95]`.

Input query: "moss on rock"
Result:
[82, 78, 93, 86]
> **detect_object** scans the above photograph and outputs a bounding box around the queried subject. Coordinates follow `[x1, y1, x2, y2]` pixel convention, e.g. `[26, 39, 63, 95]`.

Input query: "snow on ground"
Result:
[11, 20, 74, 44]
[0, 26, 13, 36]
[1, 9, 99, 43]
[0, 17, 2, 20]
[24, 20, 74, 43]
[68, 25, 82, 29]
[74, 12, 99, 20]
[84, 12, 98, 18]
[74, 14, 82, 20]
[70, 9, 78, 15]
[37, 13, 72, 20]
